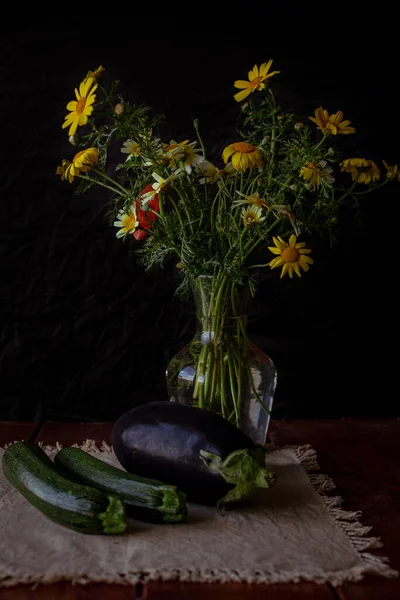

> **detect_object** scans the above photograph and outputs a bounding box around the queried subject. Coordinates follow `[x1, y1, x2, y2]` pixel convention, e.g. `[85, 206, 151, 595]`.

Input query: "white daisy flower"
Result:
[113, 206, 139, 238]
[141, 169, 185, 207]
[121, 139, 140, 160]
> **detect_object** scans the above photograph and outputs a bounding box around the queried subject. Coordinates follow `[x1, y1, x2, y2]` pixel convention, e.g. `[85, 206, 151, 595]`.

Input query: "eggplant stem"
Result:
[199, 447, 277, 510]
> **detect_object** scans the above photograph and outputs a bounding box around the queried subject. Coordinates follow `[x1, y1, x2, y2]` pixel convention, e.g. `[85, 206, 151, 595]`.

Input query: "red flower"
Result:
[133, 184, 159, 241]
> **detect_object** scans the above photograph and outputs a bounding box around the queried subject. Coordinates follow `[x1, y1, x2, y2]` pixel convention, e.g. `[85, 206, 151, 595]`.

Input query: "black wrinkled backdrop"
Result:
[1, 30, 397, 422]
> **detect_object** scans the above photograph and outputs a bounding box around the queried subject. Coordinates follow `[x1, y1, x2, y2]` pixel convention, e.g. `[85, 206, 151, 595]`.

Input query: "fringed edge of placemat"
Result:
[1, 439, 398, 588]
[292, 443, 399, 582]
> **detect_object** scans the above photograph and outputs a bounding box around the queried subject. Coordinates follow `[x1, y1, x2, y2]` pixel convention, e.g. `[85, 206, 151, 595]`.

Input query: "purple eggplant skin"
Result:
[112, 401, 275, 506]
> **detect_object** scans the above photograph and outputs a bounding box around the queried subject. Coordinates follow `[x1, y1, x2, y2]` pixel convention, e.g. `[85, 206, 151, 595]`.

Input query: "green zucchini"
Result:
[2, 441, 127, 535]
[54, 446, 187, 523]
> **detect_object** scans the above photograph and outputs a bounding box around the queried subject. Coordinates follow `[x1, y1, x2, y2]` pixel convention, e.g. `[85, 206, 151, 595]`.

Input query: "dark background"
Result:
[1, 28, 398, 423]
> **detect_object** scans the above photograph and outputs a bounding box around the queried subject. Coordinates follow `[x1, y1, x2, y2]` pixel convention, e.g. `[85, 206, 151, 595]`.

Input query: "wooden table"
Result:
[0, 418, 399, 599]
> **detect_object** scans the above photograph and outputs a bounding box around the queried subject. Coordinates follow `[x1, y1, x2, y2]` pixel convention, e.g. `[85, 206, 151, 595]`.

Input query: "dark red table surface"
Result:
[0, 417, 399, 600]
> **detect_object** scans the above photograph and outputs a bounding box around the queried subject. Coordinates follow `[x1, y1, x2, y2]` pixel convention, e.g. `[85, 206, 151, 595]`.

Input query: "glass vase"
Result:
[165, 274, 277, 444]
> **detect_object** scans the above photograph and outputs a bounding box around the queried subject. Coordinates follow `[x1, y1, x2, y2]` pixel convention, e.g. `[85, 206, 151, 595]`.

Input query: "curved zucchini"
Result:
[2, 441, 127, 535]
[54, 446, 187, 523]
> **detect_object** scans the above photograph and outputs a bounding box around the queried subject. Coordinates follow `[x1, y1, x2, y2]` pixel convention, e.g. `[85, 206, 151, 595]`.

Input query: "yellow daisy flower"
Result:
[242, 206, 265, 227]
[233, 191, 267, 208]
[55, 159, 71, 180]
[222, 142, 263, 171]
[309, 107, 356, 135]
[58, 148, 99, 183]
[383, 160, 400, 181]
[84, 65, 105, 83]
[340, 158, 380, 184]
[233, 60, 280, 103]
[199, 161, 236, 183]
[162, 139, 190, 168]
[62, 78, 98, 137]
[299, 162, 322, 187]
[299, 160, 334, 187]
[163, 139, 190, 157]
[113, 206, 139, 239]
[268, 234, 313, 278]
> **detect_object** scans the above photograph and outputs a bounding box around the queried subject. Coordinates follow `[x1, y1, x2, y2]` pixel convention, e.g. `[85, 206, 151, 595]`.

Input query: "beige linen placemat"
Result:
[0, 440, 398, 588]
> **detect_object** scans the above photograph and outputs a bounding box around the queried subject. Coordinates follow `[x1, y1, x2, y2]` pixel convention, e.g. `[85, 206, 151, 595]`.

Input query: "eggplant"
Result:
[112, 401, 276, 508]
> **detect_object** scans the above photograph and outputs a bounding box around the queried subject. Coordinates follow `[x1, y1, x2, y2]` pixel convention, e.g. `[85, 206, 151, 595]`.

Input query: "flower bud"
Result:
[69, 135, 77, 146]
[114, 103, 124, 115]
[294, 122, 304, 130]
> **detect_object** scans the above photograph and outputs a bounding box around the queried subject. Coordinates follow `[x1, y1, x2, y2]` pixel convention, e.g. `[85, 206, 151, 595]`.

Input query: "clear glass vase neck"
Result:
[189, 274, 250, 336]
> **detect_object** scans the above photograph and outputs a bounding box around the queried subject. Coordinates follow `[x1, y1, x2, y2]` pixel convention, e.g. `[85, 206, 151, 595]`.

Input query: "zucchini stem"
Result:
[98, 495, 127, 534]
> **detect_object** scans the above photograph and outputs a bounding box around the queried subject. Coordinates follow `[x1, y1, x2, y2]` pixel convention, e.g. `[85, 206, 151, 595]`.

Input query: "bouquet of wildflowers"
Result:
[57, 61, 398, 432]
